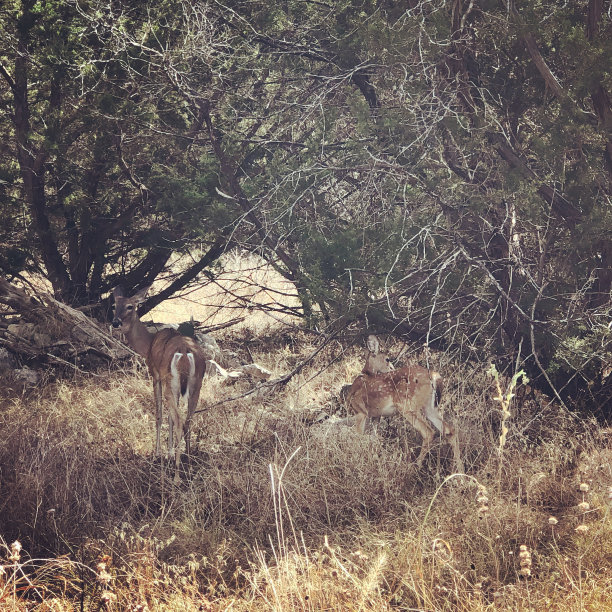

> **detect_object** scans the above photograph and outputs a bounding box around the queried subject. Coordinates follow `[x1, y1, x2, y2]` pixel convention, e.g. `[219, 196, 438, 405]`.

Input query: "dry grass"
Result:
[1, 294, 611, 609]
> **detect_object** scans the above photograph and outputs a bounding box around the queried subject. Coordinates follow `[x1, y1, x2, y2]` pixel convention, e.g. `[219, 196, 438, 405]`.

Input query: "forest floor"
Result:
[1, 259, 611, 610]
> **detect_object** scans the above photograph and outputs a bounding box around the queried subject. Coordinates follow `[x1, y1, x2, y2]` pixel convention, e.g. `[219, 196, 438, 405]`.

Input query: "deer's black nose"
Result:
[112, 319, 121, 328]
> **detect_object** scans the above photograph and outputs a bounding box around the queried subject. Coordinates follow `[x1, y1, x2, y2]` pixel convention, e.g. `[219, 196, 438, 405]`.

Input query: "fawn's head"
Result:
[362, 335, 394, 375]
[112, 286, 149, 332]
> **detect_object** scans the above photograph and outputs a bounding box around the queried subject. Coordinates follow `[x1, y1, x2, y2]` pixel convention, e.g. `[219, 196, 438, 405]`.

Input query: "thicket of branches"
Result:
[0, 0, 610, 414]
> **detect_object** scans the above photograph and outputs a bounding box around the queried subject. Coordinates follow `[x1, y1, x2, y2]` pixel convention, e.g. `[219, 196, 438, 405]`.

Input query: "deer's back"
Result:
[347, 364, 440, 418]
[148, 328, 206, 379]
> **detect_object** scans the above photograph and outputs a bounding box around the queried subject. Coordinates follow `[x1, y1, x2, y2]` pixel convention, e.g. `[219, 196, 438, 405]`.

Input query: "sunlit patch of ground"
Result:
[147, 250, 301, 333]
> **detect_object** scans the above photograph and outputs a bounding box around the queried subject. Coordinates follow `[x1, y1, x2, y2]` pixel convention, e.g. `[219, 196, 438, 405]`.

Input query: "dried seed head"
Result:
[548, 516, 558, 526]
[518, 544, 532, 577]
[579, 483, 589, 493]
[100, 590, 117, 608]
[97, 562, 112, 586]
[476, 486, 490, 516]
[575, 524, 589, 534]
[577, 501, 590, 512]
[351, 550, 368, 559]
[433, 539, 451, 553]
[9, 541, 22, 562]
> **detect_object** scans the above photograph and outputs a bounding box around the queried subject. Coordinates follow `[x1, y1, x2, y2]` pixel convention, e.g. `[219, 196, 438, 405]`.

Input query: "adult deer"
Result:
[112, 287, 206, 482]
[346, 335, 463, 471]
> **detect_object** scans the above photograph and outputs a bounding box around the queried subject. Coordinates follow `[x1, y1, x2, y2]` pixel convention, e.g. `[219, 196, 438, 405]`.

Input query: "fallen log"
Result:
[0, 277, 131, 369]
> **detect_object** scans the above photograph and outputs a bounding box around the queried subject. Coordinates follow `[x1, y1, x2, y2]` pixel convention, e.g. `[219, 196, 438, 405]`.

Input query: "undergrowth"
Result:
[0, 334, 611, 610]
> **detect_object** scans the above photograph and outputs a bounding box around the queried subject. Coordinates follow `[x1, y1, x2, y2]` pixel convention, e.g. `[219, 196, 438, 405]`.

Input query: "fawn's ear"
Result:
[366, 334, 380, 355]
[131, 286, 151, 304]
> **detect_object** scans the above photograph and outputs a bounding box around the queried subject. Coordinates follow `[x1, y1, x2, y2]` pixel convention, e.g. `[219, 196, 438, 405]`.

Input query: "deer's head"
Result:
[362, 335, 394, 375]
[112, 286, 149, 333]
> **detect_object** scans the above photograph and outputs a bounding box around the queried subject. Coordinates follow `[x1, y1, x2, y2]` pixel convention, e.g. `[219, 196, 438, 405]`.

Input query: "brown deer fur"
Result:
[346, 335, 463, 471]
[112, 287, 206, 482]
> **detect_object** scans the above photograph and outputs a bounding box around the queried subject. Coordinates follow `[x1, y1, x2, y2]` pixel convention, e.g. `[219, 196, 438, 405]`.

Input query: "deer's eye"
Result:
[126, 305, 134, 311]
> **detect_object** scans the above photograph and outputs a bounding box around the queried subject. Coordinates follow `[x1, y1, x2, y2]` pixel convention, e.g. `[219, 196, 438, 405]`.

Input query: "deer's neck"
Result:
[125, 317, 154, 358]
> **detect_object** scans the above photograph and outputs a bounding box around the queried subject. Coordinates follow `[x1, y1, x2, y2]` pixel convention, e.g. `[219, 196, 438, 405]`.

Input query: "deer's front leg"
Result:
[407, 413, 435, 468]
[354, 412, 369, 434]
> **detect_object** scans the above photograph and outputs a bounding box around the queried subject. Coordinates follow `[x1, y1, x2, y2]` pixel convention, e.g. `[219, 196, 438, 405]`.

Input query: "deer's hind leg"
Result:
[152, 374, 164, 456]
[163, 384, 184, 483]
[165, 354, 186, 483]
[184, 353, 203, 458]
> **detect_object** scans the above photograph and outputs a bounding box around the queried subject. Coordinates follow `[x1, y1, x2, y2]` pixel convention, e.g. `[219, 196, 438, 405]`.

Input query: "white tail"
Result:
[112, 287, 207, 483]
[346, 335, 463, 471]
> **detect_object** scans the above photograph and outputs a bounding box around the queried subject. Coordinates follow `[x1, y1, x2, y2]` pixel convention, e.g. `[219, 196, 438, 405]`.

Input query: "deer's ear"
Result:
[112, 286, 125, 299]
[366, 335, 380, 354]
[132, 286, 152, 304]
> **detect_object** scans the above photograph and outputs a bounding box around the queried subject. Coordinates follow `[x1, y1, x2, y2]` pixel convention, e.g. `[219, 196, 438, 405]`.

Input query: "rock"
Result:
[239, 363, 272, 380]
[196, 332, 222, 362]
[207, 359, 243, 379]
[13, 366, 40, 386]
[0, 347, 15, 372]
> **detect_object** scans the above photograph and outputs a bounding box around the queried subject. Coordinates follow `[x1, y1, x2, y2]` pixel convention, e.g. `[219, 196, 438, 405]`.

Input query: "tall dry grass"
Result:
[1, 329, 611, 610]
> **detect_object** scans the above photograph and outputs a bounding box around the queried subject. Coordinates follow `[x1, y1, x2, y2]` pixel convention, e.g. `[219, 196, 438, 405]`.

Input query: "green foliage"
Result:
[0, 0, 610, 410]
